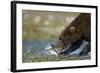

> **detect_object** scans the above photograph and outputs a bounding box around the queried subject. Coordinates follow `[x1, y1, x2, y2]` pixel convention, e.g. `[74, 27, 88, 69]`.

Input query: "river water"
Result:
[23, 40, 55, 56]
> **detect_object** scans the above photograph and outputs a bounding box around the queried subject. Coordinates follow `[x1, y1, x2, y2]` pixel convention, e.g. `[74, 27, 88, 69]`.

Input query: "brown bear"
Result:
[58, 13, 91, 55]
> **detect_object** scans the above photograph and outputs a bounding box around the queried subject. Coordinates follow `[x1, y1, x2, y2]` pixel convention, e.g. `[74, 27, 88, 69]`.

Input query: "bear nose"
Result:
[51, 40, 64, 49]
[56, 40, 64, 48]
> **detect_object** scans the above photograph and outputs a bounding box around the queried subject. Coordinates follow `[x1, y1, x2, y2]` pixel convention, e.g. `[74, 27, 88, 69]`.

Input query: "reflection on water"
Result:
[23, 40, 55, 56]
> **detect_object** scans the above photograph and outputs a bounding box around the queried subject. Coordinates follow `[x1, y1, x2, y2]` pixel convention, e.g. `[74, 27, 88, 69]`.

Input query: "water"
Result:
[23, 40, 55, 56]
[23, 40, 90, 56]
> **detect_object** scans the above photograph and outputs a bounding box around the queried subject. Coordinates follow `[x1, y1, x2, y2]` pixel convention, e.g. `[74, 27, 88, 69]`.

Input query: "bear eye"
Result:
[69, 26, 76, 33]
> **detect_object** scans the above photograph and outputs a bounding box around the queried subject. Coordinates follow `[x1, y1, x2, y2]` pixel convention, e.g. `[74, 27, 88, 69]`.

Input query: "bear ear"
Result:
[69, 26, 76, 34]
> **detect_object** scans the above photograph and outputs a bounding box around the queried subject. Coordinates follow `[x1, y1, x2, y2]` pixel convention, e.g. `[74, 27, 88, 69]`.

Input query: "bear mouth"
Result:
[59, 39, 83, 55]
[59, 39, 76, 49]
[50, 40, 73, 54]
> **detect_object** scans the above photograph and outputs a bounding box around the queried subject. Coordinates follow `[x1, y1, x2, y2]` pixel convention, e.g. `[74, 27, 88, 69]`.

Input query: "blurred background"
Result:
[22, 10, 79, 40]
